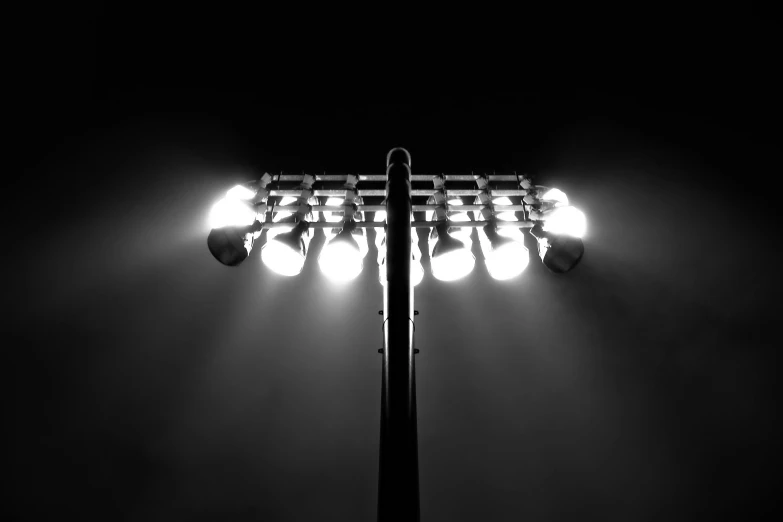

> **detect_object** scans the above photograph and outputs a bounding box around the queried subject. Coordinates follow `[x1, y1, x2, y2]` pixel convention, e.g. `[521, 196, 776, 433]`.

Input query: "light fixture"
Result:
[261, 220, 311, 276]
[319, 220, 369, 282]
[538, 205, 587, 238]
[530, 223, 584, 274]
[540, 187, 569, 206]
[429, 221, 475, 281]
[479, 223, 529, 280]
[208, 184, 259, 229]
[207, 221, 264, 266]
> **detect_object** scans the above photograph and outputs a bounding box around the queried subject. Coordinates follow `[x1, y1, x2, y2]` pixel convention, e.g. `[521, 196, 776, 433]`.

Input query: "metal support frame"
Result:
[378, 148, 419, 522]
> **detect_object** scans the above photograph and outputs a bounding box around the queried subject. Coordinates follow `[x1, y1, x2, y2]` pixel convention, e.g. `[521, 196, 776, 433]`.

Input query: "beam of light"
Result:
[542, 206, 587, 238]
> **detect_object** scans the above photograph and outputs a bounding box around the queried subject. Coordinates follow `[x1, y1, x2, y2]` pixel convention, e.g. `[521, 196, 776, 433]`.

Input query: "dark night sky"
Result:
[6, 8, 781, 522]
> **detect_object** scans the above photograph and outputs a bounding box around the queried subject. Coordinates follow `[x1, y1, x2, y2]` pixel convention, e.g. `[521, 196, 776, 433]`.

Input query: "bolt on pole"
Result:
[378, 148, 419, 522]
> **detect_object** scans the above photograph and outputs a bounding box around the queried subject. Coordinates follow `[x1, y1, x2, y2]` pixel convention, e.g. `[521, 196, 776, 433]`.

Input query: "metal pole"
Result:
[378, 148, 419, 521]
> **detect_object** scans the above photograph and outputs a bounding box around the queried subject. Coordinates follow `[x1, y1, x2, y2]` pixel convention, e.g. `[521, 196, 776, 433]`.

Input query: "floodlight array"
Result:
[207, 172, 586, 278]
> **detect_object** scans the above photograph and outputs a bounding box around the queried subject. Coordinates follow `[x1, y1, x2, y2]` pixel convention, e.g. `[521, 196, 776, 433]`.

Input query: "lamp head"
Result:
[431, 222, 467, 258]
[319, 220, 366, 282]
[530, 224, 584, 274]
[207, 221, 263, 267]
[261, 221, 310, 276]
[481, 222, 529, 280]
[430, 221, 475, 281]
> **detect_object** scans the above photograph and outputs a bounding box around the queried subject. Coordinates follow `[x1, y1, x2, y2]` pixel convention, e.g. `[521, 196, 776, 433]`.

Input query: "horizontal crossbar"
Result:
[271, 174, 521, 182]
[261, 220, 535, 229]
[268, 189, 529, 197]
[272, 204, 528, 213]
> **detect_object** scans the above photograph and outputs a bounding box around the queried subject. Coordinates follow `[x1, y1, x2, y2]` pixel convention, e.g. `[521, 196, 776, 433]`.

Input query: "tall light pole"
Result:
[379, 148, 419, 521]
[206, 148, 586, 520]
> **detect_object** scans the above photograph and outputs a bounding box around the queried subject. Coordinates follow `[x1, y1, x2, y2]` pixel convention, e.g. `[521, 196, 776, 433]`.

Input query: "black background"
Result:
[7, 7, 780, 521]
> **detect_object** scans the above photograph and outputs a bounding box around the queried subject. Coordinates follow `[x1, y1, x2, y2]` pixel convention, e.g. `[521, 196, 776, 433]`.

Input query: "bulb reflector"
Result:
[319, 240, 364, 282]
[261, 240, 305, 276]
[431, 248, 475, 281]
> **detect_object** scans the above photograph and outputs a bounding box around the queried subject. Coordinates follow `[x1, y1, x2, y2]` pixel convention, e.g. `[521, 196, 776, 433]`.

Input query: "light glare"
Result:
[542, 206, 586, 238]
[431, 249, 475, 281]
[541, 188, 569, 205]
[261, 240, 305, 276]
[485, 241, 529, 280]
[226, 184, 256, 200]
[208, 198, 256, 229]
[319, 240, 364, 282]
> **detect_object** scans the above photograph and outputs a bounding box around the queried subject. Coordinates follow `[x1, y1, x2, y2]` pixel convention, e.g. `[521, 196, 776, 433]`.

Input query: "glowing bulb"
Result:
[477, 223, 529, 280]
[319, 238, 363, 282]
[541, 188, 569, 205]
[261, 220, 310, 276]
[484, 240, 529, 280]
[226, 184, 256, 200]
[542, 206, 586, 238]
[431, 249, 475, 281]
[260, 240, 306, 276]
[208, 185, 260, 229]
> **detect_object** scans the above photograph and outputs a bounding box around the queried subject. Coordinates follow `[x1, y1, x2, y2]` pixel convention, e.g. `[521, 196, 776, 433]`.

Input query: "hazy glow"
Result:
[542, 206, 587, 238]
[541, 188, 569, 205]
[485, 241, 529, 280]
[208, 198, 256, 229]
[261, 239, 305, 276]
[319, 240, 363, 282]
[432, 249, 475, 281]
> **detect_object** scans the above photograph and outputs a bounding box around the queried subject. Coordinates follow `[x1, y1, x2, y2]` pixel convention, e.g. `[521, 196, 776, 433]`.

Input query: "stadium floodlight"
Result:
[205, 150, 589, 522]
[529, 223, 584, 273]
[207, 221, 264, 267]
[318, 175, 369, 282]
[429, 221, 475, 281]
[206, 174, 272, 265]
[260, 174, 317, 276]
[426, 178, 475, 281]
[472, 179, 529, 280]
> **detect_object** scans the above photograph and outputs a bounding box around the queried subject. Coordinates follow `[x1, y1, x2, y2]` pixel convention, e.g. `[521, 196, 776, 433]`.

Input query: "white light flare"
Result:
[208, 184, 258, 229]
[261, 240, 306, 276]
[431, 248, 475, 282]
[319, 238, 365, 282]
[541, 206, 587, 238]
